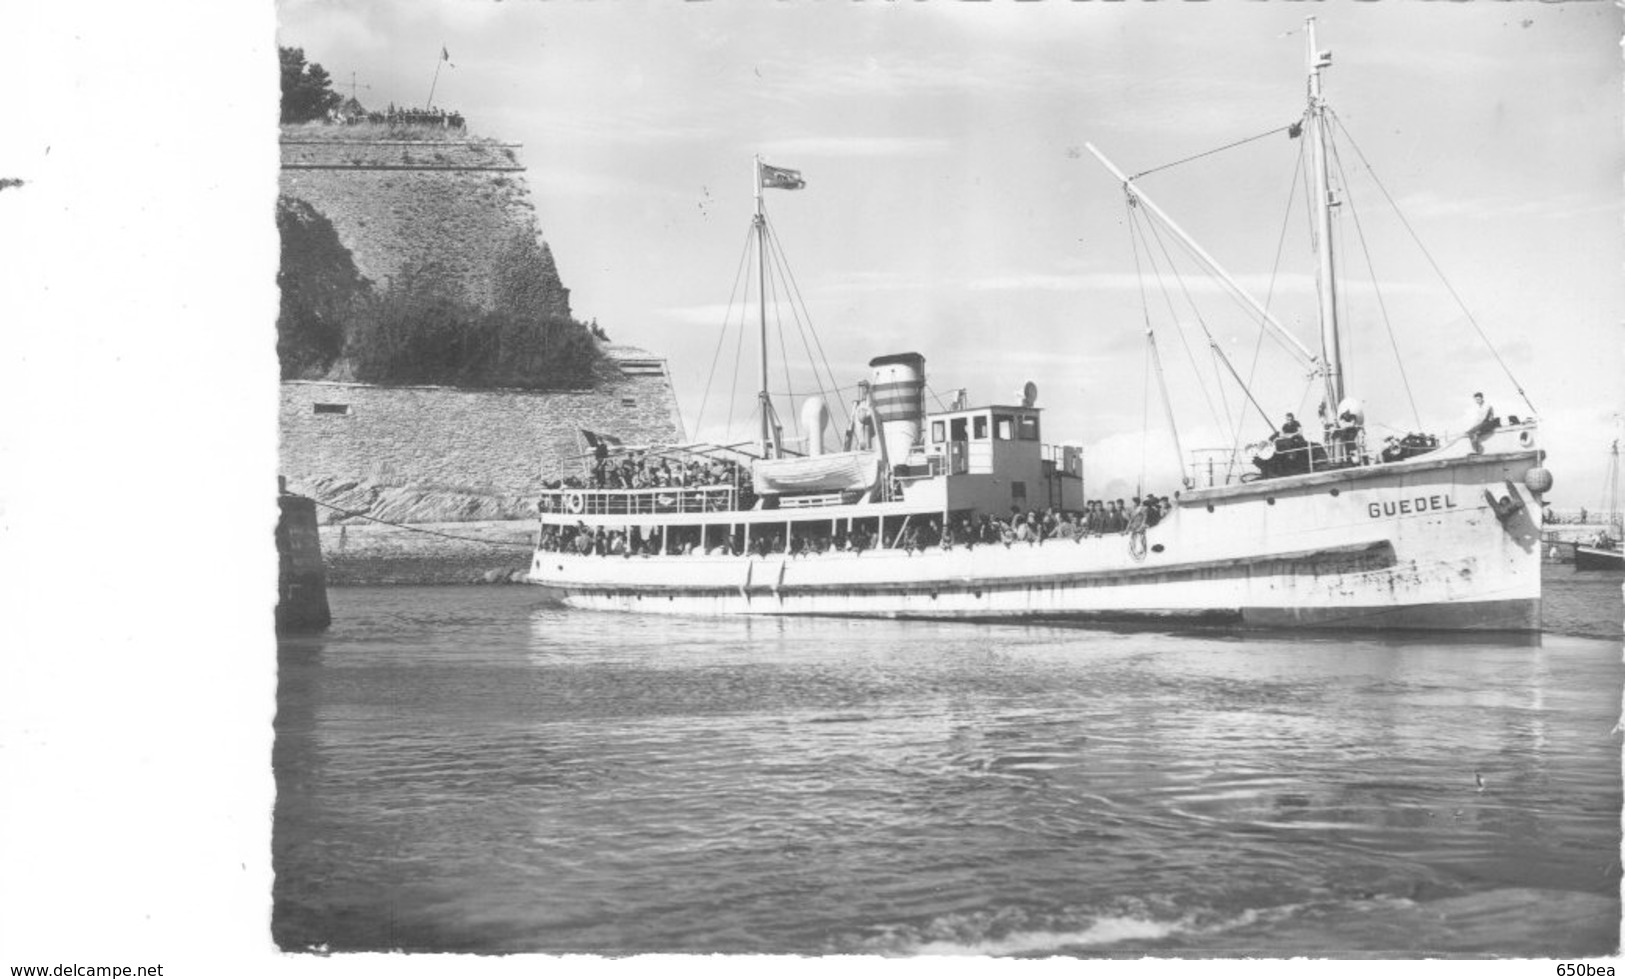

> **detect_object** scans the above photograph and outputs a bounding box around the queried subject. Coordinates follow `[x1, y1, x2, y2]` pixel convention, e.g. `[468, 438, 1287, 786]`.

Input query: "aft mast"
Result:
[1305, 16, 1345, 412]
[753, 156, 777, 459]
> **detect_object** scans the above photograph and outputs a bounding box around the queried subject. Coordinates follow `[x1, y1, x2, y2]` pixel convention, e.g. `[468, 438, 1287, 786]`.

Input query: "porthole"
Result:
[1206, 504, 1215, 513]
[1151, 544, 1165, 554]
[1267, 497, 1276, 506]
[1329, 488, 1341, 497]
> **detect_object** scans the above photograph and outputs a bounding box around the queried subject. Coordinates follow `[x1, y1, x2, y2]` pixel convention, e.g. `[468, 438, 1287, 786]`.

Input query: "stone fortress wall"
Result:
[278, 123, 686, 519]
[280, 128, 570, 316]
[279, 345, 685, 499]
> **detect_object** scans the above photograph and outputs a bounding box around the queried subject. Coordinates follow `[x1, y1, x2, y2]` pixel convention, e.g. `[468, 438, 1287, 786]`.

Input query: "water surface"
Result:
[273, 569, 1622, 956]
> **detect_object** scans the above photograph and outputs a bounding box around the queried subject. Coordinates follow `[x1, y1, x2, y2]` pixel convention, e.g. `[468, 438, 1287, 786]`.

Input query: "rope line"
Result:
[767, 230, 829, 433]
[1128, 123, 1297, 182]
[1328, 135, 1422, 429]
[1126, 196, 1187, 484]
[1135, 204, 1228, 436]
[1330, 109, 1538, 417]
[765, 220, 853, 432]
[1228, 137, 1306, 468]
[768, 250, 798, 439]
[694, 225, 757, 437]
[308, 498, 534, 549]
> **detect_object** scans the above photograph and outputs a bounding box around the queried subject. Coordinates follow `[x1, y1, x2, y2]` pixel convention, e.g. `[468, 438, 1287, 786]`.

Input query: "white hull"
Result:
[529, 435, 1545, 632]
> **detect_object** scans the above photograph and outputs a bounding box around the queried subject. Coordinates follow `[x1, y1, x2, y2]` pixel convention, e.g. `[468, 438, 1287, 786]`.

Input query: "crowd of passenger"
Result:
[595, 450, 748, 493]
[536, 450, 758, 514]
[331, 104, 467, 129]
[535, 495, 1174, 558]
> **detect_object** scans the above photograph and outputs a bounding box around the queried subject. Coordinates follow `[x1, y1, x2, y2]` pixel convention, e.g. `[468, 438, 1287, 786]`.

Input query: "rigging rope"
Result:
[694, 225, 758, 438]
[767, 251, 799, 439]
[1327, 134, 1423, 429]
[1128, 124, 1297, 182]
[1227, 137, 1307, 472]
[1135, 203, 1233, 444]
[308, 499, 533, 550]
[726, 276, 749, 445]
[765, 220, 853, 432]
[1126, 196, 1188, 485]
[1330, 109, 1539, 417]
[1128, 164, 1315, 368]
[766, 230, 826, 433]
[1139, 320, 1151, 494]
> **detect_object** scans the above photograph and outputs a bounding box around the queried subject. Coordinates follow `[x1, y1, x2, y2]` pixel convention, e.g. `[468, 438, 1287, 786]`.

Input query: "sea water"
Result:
[272, 567, 1622, 956]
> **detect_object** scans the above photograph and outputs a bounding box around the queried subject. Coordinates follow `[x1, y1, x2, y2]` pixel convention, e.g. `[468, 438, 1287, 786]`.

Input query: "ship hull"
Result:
[529, 442, 1545, 632]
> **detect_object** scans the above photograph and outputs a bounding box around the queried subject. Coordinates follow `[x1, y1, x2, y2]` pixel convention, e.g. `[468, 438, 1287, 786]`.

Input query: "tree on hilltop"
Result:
[281, 46, 341, 123]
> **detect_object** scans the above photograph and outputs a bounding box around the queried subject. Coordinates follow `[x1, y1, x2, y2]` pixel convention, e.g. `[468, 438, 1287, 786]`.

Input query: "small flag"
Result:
[1288, 121, 1303, 139]
[441, 46, 455, 68]
[759, 163, 805, 191]
[580, 428, 623, 450]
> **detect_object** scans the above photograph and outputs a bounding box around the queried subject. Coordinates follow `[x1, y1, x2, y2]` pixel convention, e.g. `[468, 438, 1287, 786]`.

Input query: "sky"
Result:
[0, 3, 1620, 977]
[276, 0, 1624, 507]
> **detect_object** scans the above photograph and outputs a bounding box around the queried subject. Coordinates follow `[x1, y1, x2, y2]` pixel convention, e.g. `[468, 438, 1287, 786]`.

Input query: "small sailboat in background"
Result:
[1573, 439, 1622, 571]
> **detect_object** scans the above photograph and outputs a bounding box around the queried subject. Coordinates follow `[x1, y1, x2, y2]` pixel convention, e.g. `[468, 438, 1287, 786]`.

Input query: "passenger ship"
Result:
[527, 20, 1550, 631]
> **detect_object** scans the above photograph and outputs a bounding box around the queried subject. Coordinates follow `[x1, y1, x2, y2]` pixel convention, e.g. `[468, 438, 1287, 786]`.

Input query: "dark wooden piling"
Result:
[277, 481, 332, 633]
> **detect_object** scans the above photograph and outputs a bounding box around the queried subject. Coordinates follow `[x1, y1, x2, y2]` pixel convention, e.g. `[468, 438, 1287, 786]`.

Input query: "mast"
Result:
[1610, 439, 1621, 536]
[1305, 17, 1345, 411]
[753, 156, 774, 458]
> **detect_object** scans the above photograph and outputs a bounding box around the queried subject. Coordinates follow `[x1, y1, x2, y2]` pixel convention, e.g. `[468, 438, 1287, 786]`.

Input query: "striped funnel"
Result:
[868, 352, 926, 463]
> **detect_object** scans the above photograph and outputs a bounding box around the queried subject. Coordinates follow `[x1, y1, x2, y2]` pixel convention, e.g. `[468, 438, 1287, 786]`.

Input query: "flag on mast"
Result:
[759, 163, 805, 191]
[441, 45, 454, 68]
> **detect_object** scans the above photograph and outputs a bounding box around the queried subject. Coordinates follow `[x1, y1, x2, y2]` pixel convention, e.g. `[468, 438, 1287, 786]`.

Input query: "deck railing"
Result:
[539, 484, 739, 517]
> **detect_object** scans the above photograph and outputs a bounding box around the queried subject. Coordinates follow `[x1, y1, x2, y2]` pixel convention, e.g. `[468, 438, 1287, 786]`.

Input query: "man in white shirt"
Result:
[1466, 391, 1497, 454]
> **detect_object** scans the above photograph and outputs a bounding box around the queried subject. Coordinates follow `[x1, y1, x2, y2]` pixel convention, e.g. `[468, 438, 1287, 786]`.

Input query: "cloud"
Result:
[1394, 189, 1616, 223]
[654, 303, 763, 328]
[758, 136, 951, 159]
[966, 270, 1432, 299]
[523, 165, 690, 202]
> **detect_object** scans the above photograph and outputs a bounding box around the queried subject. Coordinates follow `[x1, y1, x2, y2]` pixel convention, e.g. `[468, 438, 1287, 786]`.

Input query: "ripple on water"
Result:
[274, 585, 1622, 955]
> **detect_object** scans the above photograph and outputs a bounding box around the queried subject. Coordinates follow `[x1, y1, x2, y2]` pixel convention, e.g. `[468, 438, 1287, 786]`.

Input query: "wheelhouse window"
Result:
[973, 415, 988, 440]
[994, 414, 1014, 440]
[931, 420, 946, 444]
[1017, 415, 1040, 441]
[949, 417, 967, 442]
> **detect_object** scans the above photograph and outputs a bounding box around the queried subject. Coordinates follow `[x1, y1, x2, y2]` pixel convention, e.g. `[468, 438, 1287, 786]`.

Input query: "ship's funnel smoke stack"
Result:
[801, 395, 831, 457]
[868, 352, 926, 463]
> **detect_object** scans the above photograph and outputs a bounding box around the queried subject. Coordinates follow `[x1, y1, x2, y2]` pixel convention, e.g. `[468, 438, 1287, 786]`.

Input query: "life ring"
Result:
[1128, 528, 1148, 562]
[564, 491, 585, 514]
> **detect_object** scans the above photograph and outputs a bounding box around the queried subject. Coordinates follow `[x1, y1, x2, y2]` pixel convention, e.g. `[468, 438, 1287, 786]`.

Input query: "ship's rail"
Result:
[1188, 432, 1368, 488]
[539, 484, 739, 517]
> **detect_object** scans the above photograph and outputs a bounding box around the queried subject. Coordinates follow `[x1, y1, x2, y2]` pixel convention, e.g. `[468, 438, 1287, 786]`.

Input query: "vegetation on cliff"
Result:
[345, 256, 600, 390]
[277, 197, 369, 379]
[277, 196, 601, 388]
